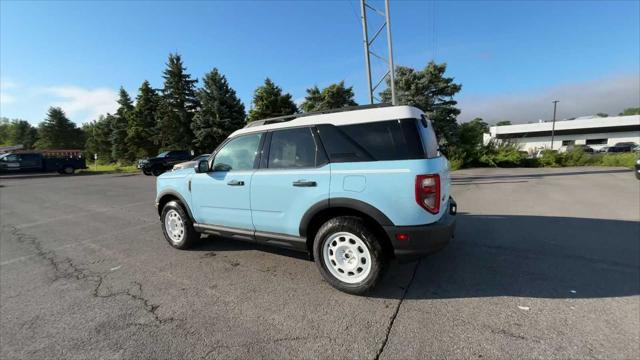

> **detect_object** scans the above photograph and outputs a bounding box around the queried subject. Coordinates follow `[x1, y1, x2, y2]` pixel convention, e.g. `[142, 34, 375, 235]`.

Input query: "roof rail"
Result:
[243, 103, 394, 128]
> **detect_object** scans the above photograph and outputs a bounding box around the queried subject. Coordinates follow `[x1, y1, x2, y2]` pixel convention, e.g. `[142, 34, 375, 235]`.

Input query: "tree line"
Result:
[2, 52, 637, 165]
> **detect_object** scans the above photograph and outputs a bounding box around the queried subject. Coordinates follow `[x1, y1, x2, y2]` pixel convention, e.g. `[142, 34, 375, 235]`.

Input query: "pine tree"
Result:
[246, 78, 297, 122]
[157, 53, 199, 149]
[127, 80, 160, 158]
[111, 87, 134, 162]
[191, 68, 246, 153]
[301, 81, 357, 113]
[381, 61, 462, 146]
[83, 115, 115, 163]
[35, 107, 84, 149]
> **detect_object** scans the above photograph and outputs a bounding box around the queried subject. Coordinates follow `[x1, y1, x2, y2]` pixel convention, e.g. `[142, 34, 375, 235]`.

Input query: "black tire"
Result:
[142, 169, 152, 176]
[160, 200, 198, 249]
[62, 166, 75, 175]
[152, 167, 164, 176]
[313, 216, 388, 295]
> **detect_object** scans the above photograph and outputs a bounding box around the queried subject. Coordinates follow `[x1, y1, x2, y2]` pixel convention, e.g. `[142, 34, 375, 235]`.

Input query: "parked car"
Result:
[564, 144, 594, 153]
[635, 158, 640, 180]
[607, 142, 637, 153]
[138, 150, 192, 176]
[155, 105, 457, 294]
[0, 150, 87, 174]
[172, 154, 211, 171]
[597, 146, 610, 153]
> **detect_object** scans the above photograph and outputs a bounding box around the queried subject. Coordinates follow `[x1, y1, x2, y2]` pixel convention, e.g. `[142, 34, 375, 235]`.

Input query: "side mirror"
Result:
[213, 163, 232, 172]
[195, 159, 209, 173]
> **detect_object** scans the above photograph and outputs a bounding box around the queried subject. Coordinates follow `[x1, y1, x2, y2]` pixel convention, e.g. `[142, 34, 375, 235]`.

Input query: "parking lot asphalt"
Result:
[1, 167, 638, 359]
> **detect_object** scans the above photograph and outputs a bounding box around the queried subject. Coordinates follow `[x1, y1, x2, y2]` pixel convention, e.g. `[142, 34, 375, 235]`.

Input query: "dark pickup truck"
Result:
[0, 150, 87, 174]
[137, 150, 193, 176]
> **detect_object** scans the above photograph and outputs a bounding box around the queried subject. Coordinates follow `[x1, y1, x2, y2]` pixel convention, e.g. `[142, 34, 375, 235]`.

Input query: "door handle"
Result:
[227, 180, 245, 186]
[292, 180, 317, 187]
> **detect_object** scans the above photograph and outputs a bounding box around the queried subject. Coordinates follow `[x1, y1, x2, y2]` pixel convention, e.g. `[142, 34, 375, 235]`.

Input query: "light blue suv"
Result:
[156, 104, 457, 294]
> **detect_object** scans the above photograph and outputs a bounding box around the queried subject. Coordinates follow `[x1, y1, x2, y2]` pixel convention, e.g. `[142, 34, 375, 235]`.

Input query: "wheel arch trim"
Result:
[299, 197, 393, 237]
[156, 190, 195, 221]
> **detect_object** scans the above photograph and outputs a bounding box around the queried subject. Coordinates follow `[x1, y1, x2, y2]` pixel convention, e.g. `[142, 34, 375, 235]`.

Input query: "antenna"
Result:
[360, 0, 397, 105]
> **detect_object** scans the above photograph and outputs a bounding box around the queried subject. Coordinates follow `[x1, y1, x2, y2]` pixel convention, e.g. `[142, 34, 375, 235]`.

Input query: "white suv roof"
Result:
[231, 105, 424, 138]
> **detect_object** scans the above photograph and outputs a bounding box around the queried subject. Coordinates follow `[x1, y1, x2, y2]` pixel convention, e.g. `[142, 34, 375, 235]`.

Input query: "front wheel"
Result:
[161, 201, 198, 249]
[142, 169, 152, 176]
[313, 216, 388, 295]
[62, 166, 75, 175]
[152, 167, 164, 176]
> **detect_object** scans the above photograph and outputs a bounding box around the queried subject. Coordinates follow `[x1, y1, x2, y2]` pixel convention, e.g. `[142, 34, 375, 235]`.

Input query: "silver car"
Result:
[172, 154, 210, 171]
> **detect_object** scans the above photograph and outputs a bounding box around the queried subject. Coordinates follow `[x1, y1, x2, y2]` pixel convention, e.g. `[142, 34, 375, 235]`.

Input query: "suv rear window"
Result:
[317, 119, 425, 162]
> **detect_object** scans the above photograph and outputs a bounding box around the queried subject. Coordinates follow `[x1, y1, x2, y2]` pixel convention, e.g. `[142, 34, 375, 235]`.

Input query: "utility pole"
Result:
[550, 100, 559, 150]
[360, 0, 397, 105]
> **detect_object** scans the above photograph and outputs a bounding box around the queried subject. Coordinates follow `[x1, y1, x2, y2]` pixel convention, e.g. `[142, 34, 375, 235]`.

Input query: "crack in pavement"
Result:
[6, 225, 173, 326]
[374, 259, 421, 360]
[0, 222, 156, 266]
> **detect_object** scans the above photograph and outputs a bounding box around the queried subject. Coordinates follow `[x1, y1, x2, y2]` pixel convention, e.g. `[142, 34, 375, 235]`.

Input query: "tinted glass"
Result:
[2, 154, 19, 162]
[213, 133, 262, 171]
[20, 154, 40, 161]
[268, 128, 318, 168]
[319, 119, 424, 162]
[586, 139, 607, 145]
[316, 125, 373, 163]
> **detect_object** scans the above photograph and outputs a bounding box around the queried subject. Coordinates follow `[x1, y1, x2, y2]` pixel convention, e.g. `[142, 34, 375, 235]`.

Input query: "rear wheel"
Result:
[142, 169, 152, 176]
[161, 201, 198, 249]
[313, 216, 388, 294]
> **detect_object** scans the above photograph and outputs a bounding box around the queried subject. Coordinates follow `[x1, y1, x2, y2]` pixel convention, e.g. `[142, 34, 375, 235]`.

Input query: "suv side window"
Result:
[267, 127, 323, 169]
[340, 119, 424, 161]
[212, 133, 263, 171]
[316, 124, 373, 163]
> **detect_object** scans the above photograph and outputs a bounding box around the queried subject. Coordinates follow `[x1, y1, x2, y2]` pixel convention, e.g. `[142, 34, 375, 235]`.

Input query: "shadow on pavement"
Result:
[190, 235, 311, 261]
[372, 214, 639, 300]
[0, 172, 141, 181]
[185, 213, 639, 300]
[452, 168, 631, 183]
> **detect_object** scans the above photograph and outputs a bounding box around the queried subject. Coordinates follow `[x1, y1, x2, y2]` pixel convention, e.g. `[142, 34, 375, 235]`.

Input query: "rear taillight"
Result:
[415, 174, 440, 214]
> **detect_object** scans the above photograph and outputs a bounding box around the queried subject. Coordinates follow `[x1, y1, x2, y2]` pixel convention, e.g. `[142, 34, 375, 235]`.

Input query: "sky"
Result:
[1, 0, 639, 125]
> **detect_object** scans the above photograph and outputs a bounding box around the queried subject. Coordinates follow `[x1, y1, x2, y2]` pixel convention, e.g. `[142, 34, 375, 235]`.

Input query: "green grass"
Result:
[79, 163, 139, 174]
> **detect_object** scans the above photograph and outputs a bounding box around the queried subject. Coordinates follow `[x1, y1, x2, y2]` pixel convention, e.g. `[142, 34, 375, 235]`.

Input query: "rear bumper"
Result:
[384, 197, 457, 262]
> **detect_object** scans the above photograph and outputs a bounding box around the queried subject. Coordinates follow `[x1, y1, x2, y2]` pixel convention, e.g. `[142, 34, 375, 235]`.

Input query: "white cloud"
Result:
[0, 79, 18, 104]
[458, 74, 640, 123]
[40, 86, 119, 123]
[0, 92, 16, 105]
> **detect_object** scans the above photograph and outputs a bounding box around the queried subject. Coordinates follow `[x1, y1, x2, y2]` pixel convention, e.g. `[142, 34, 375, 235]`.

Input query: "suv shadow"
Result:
[187, 213, 639, 300]
[371, 213, 639, 300]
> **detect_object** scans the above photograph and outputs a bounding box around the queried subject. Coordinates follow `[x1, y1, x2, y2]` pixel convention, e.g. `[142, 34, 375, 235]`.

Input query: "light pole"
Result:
[550, 100, 559, 150]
